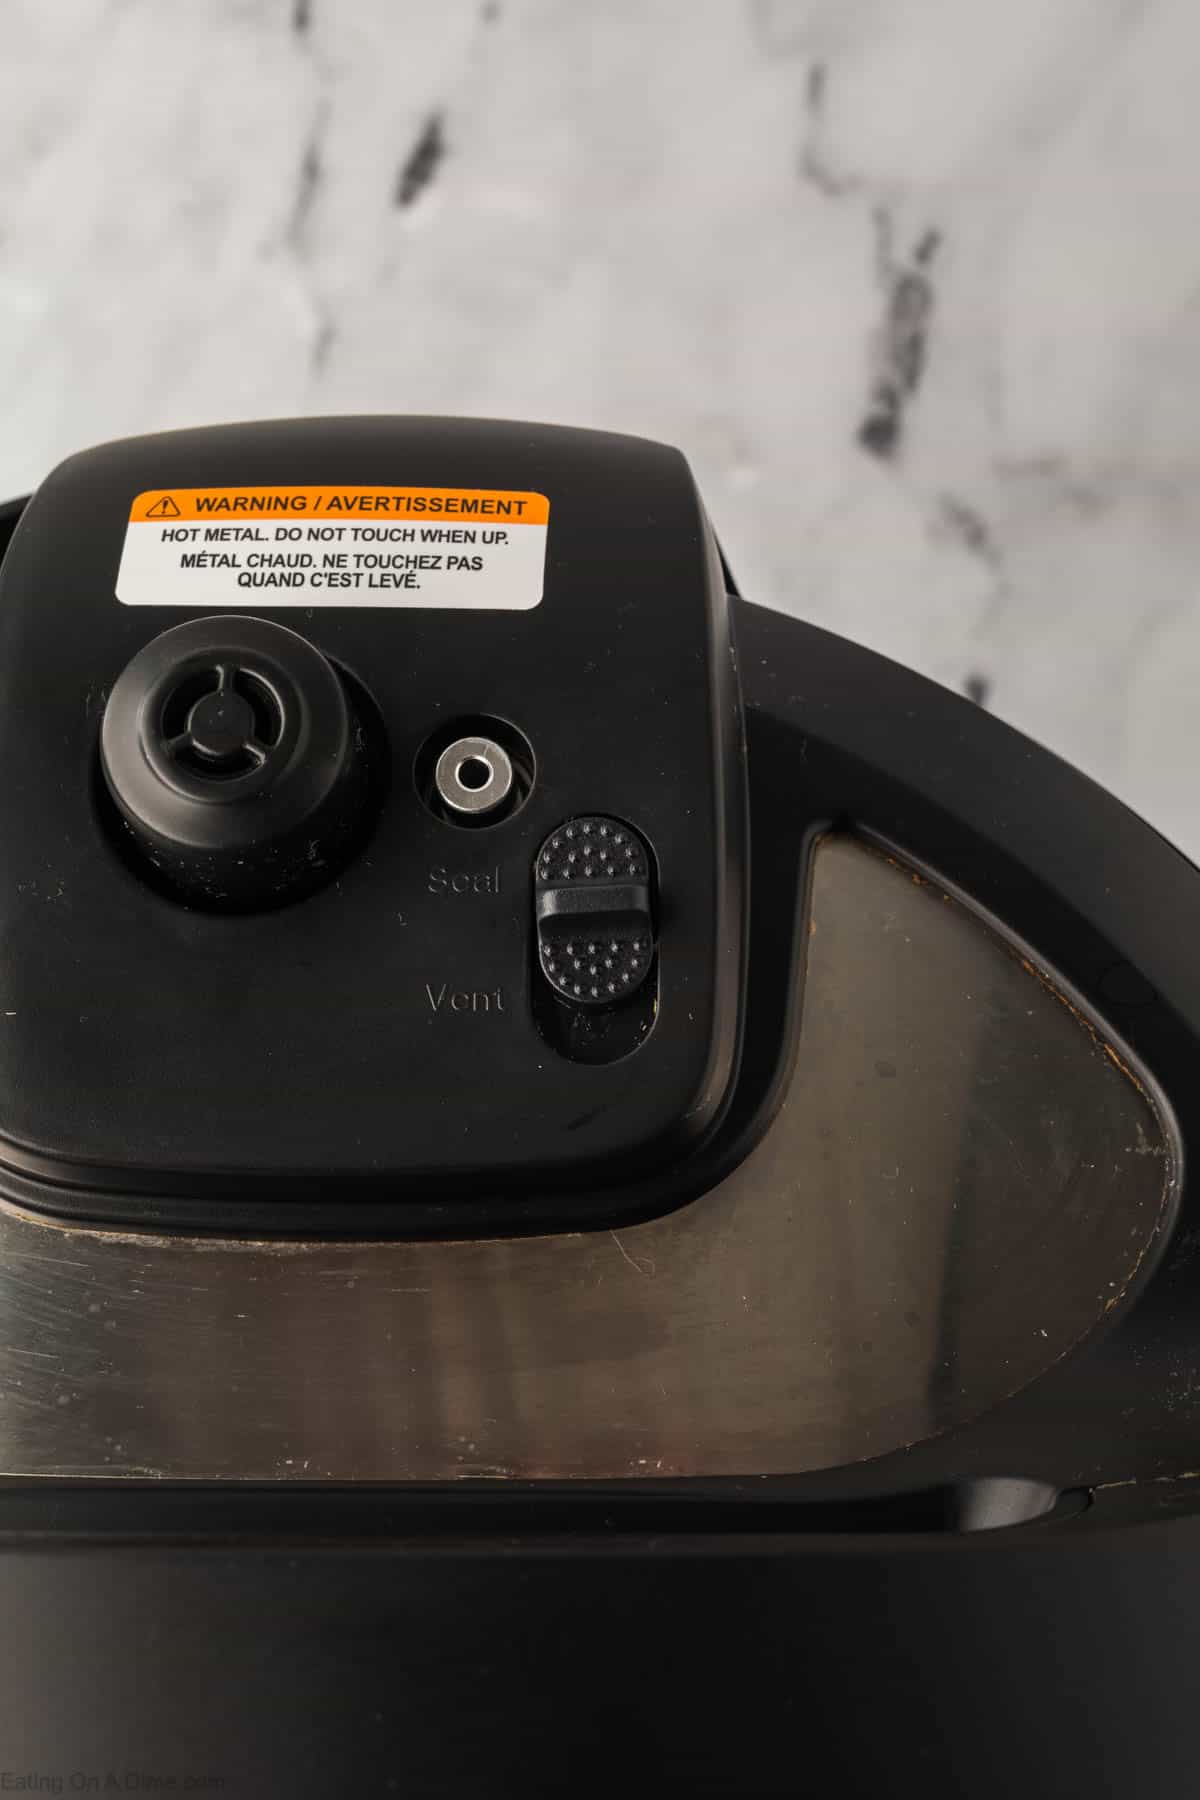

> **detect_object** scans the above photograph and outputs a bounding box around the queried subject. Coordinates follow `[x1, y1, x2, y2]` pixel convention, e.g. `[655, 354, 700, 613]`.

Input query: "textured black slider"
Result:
[535, 816, 655, 1006]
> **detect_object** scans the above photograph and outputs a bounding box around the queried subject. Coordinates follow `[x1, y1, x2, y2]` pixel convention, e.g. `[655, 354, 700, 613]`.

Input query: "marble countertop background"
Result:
[2, 0, 1198, 854]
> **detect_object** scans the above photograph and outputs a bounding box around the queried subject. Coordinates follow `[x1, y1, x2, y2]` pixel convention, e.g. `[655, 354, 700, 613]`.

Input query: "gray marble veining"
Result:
[2, 0, 1199, 852]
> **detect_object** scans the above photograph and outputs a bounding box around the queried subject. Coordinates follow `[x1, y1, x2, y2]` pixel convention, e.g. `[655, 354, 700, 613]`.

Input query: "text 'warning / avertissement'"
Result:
[116, 486, 550, 609]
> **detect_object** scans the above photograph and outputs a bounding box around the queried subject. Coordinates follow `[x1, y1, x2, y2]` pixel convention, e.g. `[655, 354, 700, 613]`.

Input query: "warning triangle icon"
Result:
[145, 495, 181, 519]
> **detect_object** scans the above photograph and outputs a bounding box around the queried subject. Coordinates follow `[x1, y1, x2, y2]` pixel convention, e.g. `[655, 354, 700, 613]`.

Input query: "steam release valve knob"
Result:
[100, 614, 374, 911]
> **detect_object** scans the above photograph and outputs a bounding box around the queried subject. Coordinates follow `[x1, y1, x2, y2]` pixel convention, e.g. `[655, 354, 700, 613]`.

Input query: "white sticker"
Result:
[116, 485, 549, 609]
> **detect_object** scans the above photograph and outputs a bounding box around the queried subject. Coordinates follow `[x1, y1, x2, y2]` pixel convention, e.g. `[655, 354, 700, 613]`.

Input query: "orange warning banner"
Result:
[129, 486, 550, 524]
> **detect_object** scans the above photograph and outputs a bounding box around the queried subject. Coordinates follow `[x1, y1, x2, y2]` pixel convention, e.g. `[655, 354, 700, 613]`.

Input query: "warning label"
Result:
[116, 486, 549, 610]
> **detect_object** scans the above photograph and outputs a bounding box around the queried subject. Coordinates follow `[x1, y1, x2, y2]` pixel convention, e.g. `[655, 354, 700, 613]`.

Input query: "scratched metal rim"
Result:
[0, 835, 1179, 1482]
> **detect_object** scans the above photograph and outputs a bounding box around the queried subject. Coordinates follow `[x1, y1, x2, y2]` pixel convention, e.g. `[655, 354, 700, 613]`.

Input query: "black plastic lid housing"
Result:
[0, 416, 746, 1230]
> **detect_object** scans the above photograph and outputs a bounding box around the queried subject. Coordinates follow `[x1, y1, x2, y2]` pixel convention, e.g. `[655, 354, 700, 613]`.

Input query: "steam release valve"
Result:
[100, 613, 374, 911]
[535, 817, 655, 1006]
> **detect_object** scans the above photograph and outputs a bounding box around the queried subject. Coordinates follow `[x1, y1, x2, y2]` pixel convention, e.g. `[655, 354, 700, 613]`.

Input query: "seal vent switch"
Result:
[534, 817, 656, 1007]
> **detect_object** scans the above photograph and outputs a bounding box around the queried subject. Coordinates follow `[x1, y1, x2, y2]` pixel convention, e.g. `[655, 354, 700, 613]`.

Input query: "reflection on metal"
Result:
[0, 837, 1178, 1480]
